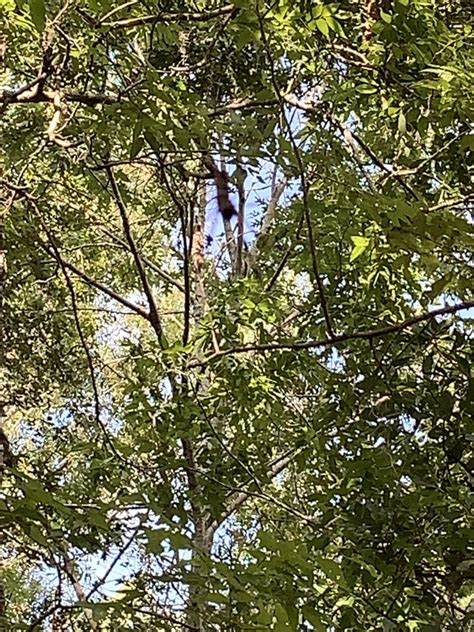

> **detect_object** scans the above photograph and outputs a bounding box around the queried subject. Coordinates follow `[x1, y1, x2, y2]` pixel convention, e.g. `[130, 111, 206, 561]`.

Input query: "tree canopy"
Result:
[0, 0, 473, 630]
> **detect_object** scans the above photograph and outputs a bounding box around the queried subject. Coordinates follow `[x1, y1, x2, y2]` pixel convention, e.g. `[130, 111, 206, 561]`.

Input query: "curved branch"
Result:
[40, 242, 150, 320]
[193, 301, 474, 367]
[106, 4, 237, 30]
[205, 449, 300, 540]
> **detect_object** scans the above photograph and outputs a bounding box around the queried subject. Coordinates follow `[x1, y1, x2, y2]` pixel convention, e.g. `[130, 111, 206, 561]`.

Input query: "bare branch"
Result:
[85, 525, 140, 600]
[211, 96, 278, 116]
[98, 0, 139, 24]
[205, 449, 300, 540]
[427, 194, 474, 213]
[154, 161, 192, 341]
[38, 215, 125, 460]
[334, 120, 419, 200]
[1, 180, 151, 320]
[235, 166, 245, 277]
[62, 556, 98, 630]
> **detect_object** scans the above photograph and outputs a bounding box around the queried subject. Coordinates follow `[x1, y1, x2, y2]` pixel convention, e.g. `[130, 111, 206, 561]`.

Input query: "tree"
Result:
[1, 0, 473, 630]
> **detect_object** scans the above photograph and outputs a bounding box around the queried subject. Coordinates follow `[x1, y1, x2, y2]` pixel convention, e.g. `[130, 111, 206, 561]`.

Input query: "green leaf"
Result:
[274, 603, 290, 630]
[29, 524, 49, 546]
[168, 532, 192, 550]
[144, 130, 161, 154]
[29, 0, 45, 31]
[325, 16, 344, 36]
[315, 18, 329, 38]
[357, 84, 378, 95]
[335, 595, 355, 609]
[202, 592, 228, 605]
[259, 531, 280, 552]
[422, 354, 433, 375]
[350, 236, 370, 261]
[146, 528, 166, 554]
[428, 273, 451, 299]
[398, 111, 407, 134]
[302, 606, 326, 631]
[130, 119, 144, 159]
[316, 556, 346, 586]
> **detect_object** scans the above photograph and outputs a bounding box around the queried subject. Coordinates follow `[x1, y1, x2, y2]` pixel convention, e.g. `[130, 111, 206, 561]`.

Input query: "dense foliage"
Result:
[1, 0, 473, 630]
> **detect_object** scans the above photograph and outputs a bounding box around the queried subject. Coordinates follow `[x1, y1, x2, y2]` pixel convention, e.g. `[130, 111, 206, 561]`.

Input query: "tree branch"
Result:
[2, 177, 158, 324]
[100, 226, 185, 292]
[62, 555, 98, 630]
[205, 449, 299, 540]
[193, 301, 474, 366]
[257, 8, 335, 338]
[427, 194, 474, 213]
[39, 218, 122, 458]
[40, 242, 150, 320]
[106, 4, 237, 30]
[334, 120, 419, 200]
[211, 97, 278, 116]
[248, 175, 287, 270]
[105, 165, 164, 341]
[1, 87, 119, 106]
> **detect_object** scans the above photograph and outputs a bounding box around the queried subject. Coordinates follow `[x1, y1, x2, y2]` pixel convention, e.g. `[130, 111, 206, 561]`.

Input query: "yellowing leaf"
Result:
[398, 111, 407, 134]
[350, 236, 370, 261]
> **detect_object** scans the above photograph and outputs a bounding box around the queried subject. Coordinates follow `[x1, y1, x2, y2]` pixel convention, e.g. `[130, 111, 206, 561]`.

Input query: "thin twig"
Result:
[205, 449, 301, 540]
[334, 120, 418, 200]
[62, 555, 98, 630]
[248, 175, 287, 272]
[427, 193, 473, 213]
[155, 162, 191, 343]
[257, 7, 335, 338]
[99, 226, 185, 292]
[1, 88, 119, 106]
[106, 165, 163, 341]
[235, 165, 245, 277]
[191, 382, 265, 498]
[36, 211, 122, 459]
[86, 525, 141, 600]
